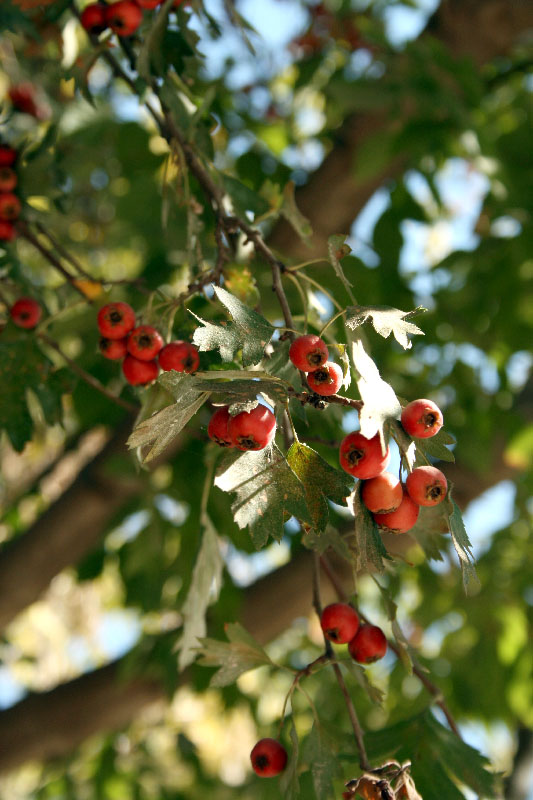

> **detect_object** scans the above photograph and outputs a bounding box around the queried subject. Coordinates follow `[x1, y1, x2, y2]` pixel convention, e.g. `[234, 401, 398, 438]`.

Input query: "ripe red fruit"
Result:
[373, 488, 419, 533]
[406, 466, 447, 507]
[307, 361, 342, 396]
[80, 3, 108, 34]
[0, 168, 17, 192]
[8, 84, 43, 118]
[401, 398, 443, 439]
[0, 193, 21, 221]
[361, 472, 403, 514]
[207, 406, 233, 447]
[10, 297, 42, 329]
[105, 0, 143, 36]
[228, 405, 276, 451]
[0, 147, 17, 167]
[250, 738, 287, 777]
[122, 354, 158, 385]
[127, 325, 164, 361]
[97, 302, 136, 340]
[135, 0, 161, 7]
[0, 221, 16, 241]
[289, 334, 328, 371]
[339, 432, 390, 480]
[320, 603, 359, 644]
[158, 341, 199, 373]
[99, 336, 128, 360]
[348, 624, 387, 664]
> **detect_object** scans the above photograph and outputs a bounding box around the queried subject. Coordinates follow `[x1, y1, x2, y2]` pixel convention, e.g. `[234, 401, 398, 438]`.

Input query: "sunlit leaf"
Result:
[345, 305, 425, 349]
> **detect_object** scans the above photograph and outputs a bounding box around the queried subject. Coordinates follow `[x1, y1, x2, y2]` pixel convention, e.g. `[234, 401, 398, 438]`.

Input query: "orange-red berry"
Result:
[97, 302, 136, 340]
[105, 0, 143, 36]
[339, 432, 390, 480]
[99, 336, 128, 360]
[158, 341, 199, 373]
[361, 472, 403, 514]
[373, 488, 419, 533]
[122, 354, 158, 385]
[0, 193, 21, 221]
[320, 603, 359, 644]
[307, 361, 342, 396]
[10, 297, 42, 329]
[228, 405, 276, 451]
[401, 399, 443, 439]
[250, 738, 287, 777]
[207, 406, 233, 447]
[348, 624, 387, 664]
[80, 3, 108, 34]
[406, 466, 447, 507]
[289, 334, 328, 372]
[0, 168, 17, 192]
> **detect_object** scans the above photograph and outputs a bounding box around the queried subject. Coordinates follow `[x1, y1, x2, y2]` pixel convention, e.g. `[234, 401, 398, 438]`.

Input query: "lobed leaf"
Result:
[345, 304, 425, 350]
[303, 722, 340, 800]
[351, 339, 401, 451]
[350, 486, 389, 574]
[196, 622, 273, 687]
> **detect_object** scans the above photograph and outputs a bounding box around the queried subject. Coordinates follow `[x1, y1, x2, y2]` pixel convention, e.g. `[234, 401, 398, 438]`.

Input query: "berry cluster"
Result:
[339, 399, 446, 534]
[97, 301, 199, 386]
[207, 404, 276, 451]
[80, 0, 186, 38]
[289, 333, 342, 396]
[320, 603, 387, 664]
[0, 145, 21, 243]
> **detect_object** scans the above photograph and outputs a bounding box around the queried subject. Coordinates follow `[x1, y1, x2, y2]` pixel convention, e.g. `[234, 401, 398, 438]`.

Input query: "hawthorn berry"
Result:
[10, 297, 42, 329]
[135, 0, 161, 7]
[122, 354, 158, 385]
[361, 472, 403, 514]
[406, 465, 447, 507]
[158, 341, 199, 373]
[0, 168, 17, 192]
[401, 398, 443, 439]
[105, 0, 143, 36]
[207, 406, 233, 447]
[80, 3, 108, 34]
[0, 221, 16, 241]
[0, 193, 21, 221]
[0, 146, 17, 167]
[373, 488, 419, 534]
[228, 405, 276, 451]
[250, 738, 287, 777]
[99, 336, 128, 360]
[320, 603, 359, 644]
[307, 361, 342, 396]
[289, 333, 328, 372]
[127, 325, 164, 361]
[348, 624, 387, 664]
[339, 431, 390, 480]
[97, 302, 136, 339]
[8, 84, 42, 118]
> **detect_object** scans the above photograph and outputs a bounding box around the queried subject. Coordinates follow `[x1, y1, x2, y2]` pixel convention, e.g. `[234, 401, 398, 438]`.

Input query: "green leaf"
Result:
[287, 442, 353, 534]
[327, 234, 354, 299]
[302, 525, 352, 561]
[0, 339, 65, 452]
[176, 514, 224, 670]
[280, 719, 300, 800]
[345, 305, 425, 350]
[281, 181, 312, 244]
[197, 622, 273, 687]
[414, 428, 456, 463]
[351, 339, 401, 451]
[127, 377, 209, 462]
[342, 660, 384, 705]
[303, 722, 340, 800]
[350, 485, 389, 573]
[214, 444, 311, 548]
[222, 174, 270, 218]
[137, 0, 175, 80]
[372, 576, 412, 673]
[192, 286, 275, 367]
[446, 493, 479, 594]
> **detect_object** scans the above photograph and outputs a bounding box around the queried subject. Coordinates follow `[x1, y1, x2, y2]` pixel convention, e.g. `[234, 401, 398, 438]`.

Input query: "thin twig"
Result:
[18, 223, 91, 302]
[39, 333, 139, 414]
[34, 222, 94, 280]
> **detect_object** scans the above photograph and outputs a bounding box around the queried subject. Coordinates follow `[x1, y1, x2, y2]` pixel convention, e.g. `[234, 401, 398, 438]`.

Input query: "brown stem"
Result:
[319, 555, 463, 740]
[34, 221, 94, 280]
[18, 223, 91, 302]
[38, 333, 139, 414]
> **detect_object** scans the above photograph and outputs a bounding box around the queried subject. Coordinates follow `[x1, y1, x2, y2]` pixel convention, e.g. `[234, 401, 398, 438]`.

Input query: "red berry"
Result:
[122, 354, 158, 385]
[339, 432, 390, 480]
[207, 406, 233, 447]
[0, 168, 17, 192]
[99, 336, 128, 360]
[80, 3, 108, 34]
[320, 603, 359, 644]
[127, 325, 164, 361]
[0, 193, 21, 221]
[348, 624, 387, 664]
[250, 738, 287, 777]
[373, 488, 419, 534]
[8, 84, 42, 118]
[0, 221, 16, 241]
[135, 0, 161, 7]
[10, 297, 42, 329]
[228, 405, 276, 451]
[401, 399, 443, 439]
[307, 361, 342, 396]
[0, 147, 17, 168]
[361, 472, 403, 514]
[97, 302, 136, 339]
[406, 466, 447, 507]
[289, 334, 328, 371]
[158, 341, 199, 373]
[105, 0, 143, 36]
